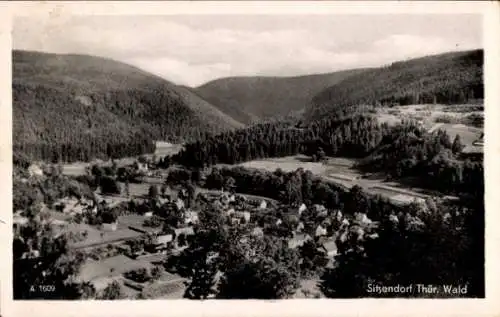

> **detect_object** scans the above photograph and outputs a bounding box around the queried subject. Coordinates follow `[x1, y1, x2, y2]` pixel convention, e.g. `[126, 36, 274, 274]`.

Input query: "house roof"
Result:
[322, 239, 337, 253]
[288, 233, 312, 249]
[175, 226, 194, 236]
[155, 234, 173, 244]
[251, 227, 264, 236]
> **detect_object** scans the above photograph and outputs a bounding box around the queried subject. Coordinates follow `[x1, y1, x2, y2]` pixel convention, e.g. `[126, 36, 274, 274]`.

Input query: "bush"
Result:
[100, 176, 121, 195]
[434, 114, 458, 124]
[124, 268, 151, 283]
[148, 185, 159, 199]
[463, 113, 483, 127]
[143, 215, 163, 228]
[151, 266, 164, 280]
[75, 175, 99, 191]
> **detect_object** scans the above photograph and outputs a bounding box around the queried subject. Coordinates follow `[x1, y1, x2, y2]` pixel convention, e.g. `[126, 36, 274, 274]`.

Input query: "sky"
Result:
[13, 14, 482, 87]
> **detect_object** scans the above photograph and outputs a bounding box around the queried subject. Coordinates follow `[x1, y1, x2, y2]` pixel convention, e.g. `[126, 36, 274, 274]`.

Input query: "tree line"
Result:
[13, 83, 217, 163]
[167, 113, 482, 197]
[307, 49, 483, 121]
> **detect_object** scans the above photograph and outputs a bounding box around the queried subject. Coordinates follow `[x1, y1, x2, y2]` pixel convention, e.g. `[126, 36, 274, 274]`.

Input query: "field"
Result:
[198, 188, 278, 205]
[154, 142, 184, 157]
[78, 254, 153, 282]
[118, 214, 162, 234]
[375, 103, 483, 131]
[78, 253, 187, 298]
[432, 123, 481, 144]
[240, 155, 328, 174]
[238, 155, 436, 203]
[62, 141, 183, 176]
[64, 222, 143, 249]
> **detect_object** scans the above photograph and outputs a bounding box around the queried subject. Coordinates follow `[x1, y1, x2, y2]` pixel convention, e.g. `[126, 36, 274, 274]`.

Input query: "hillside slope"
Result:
[175, 86, 245, 130]
[13, 50, 243, 162]
[306, 49, 483, 121]
[195, 69, 368, 125]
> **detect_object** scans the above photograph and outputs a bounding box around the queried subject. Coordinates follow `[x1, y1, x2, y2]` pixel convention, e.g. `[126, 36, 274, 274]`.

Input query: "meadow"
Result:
[238, 155, 433, 204]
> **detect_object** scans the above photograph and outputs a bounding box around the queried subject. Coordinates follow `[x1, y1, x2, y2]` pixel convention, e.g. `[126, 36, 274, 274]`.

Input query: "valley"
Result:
[13, 48, 485, 300]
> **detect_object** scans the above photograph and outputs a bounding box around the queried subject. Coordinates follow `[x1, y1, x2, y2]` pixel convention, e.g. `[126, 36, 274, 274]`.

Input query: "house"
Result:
[144, 211, 154, 218]
[288, 233, 312, 249]
[296, 222, 305, 232]
[13, 214, 29, 226]
[276, 219, 283, 226]
[235, 195, 247, 204]
[50, 218, 67, 228]
[28, 164, 44, 177]
[315, 224, 327, 237]
[236, 211, 251, 223]
[333, 210, 343, 222]
[251, 227, 264, 237]
[154, 197, 170, 208]
[226, 208, 235, 216]
[388, 214, 399, 224]
[259, 200, 267, 209]
[320, 238, 337, 257]
[87, 205, 98, 214]
[231, 211, 251, 225]
[134, 161, 149, 173]
[79, 197, 94, 206]
[146, 234, 173, 253]
[178, 188, 189, 200]
[184, 210, 199, 225]
[102, 222, 118, 231]
[21, 249, 40, 259]
[313, 204, 328, 217]
[54, 197, 82, 214]
[354, 212, 372, 225]
[175, 198, 185, 211]
[174, 226, 195, 248]
[298, 203, 307, 216]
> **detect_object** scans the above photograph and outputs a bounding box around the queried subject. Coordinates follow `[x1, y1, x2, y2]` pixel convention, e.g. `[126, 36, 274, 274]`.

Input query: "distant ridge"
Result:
[13, 50, 243, 162]
[306, 49, 483, 121]
[195, 69, 369, 125]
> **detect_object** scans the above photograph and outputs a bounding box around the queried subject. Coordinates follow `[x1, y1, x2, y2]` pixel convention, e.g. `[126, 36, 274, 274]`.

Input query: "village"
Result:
[14, 157, 389, 299]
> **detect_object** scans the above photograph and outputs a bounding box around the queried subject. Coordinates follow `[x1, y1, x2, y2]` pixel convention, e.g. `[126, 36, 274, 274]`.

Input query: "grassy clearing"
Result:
[61, 141, 182, 176]
[65, 222, 142, 249]
[240, 155, 434, 203]
[374, 104, 484, 131]
[199, 188, 279, 205]
[146, 280, 186, 299]
[240, 156, 328, 174]
[434, 123, 481, 145]
[154, 142, 183, 157]
[79, 254, 153, 282]
[118, 214, 160, 234]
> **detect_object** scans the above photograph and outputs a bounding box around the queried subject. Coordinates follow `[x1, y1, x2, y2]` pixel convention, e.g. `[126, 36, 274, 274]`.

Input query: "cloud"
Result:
[13, 15, 482, 86]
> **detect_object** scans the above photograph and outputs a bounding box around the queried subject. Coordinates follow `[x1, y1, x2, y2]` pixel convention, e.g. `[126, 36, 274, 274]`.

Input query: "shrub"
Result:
[124, 268, 151, 283]
[434, 114, 458, 124]
[143, 215, 163, 228]
[151, 265, 164, 280]
[100, 176, 121, 195]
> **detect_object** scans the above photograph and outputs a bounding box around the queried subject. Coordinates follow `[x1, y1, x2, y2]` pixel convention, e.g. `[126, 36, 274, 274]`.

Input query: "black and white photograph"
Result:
[9, 2, 492, 306]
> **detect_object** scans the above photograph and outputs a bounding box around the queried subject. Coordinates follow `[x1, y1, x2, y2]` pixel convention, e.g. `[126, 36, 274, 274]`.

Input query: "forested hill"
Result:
[13, 50, 243, 162]
[195, 69, 368, 125]
[306, 49, 484, 122]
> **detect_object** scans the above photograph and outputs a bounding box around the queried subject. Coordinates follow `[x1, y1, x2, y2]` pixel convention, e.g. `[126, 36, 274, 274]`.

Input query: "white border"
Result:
[1, 2, 499, 317]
